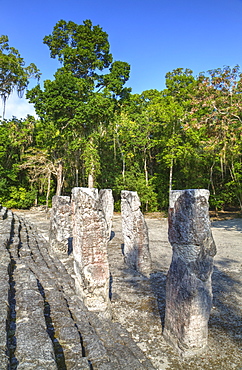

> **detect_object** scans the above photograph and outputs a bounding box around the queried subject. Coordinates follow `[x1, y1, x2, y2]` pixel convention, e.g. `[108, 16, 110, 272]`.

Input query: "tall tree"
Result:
[27, 19, 130, 191]
[0, 35, 40, 118]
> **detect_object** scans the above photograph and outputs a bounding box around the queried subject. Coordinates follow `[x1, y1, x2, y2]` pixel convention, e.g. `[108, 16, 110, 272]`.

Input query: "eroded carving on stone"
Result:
[163, 189, 216, 356]
[121, 190, 151, 276]
[71, 187, 111, 318]
[49, 195, 72, 255]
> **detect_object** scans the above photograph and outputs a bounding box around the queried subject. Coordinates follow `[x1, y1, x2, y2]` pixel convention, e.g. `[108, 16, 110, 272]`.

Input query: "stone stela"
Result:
[71, 187, 113, 319]
[163, 189, 217, 356]
[98, 189, 114, 242]
[121, 190, 151, 277]
[49, 195, 72, 255]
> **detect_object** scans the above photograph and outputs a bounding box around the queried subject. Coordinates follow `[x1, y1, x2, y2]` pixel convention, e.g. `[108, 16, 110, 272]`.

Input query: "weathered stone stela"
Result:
[49, 195, 72, 255]
[163, 189, 216, 356]
[121, 190, 151, 276]
[98, 189, 114, 242]
[71, 187, 112, 318]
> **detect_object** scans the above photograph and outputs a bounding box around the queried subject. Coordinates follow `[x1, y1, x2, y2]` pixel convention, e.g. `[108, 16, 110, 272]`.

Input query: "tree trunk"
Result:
[115, 127, 125, 181]
[169, 121, 175, 194]
[88, 173, 94, 188]
[76, 168, 79, 187]
[122, 155, 125, 181]
[229, 163, 242, 211]
[46, 171, 51, 209]
[144, 154, 149, 212]
[34, 194, 38, 207]
[56, 161, 63, 196]
[210, 162, 218, 215]
[169, 157, 173, 193]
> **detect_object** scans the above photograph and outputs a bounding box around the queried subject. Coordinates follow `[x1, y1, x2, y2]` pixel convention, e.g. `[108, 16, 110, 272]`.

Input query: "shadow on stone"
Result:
[116, 261, 167, 325]
[7, 258, 18, 369]
[37, 280, 67, 370]
[109, 272, 113, 300]
[6, 216, 18, 368]
[150, 271, 167, 330]
[110, 230, 115, 241]
[68, 237, 73, 255]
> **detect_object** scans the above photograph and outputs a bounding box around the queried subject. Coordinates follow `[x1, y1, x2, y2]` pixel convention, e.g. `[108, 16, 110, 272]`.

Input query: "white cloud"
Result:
[0, 92, 38, 120]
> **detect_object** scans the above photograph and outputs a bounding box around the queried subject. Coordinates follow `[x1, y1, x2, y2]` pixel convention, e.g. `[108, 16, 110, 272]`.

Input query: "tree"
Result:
[109, 110, 158, 211]
[0, 35, 40, 118]
[19, 149, 60, 208]
[27, 19, 130, 191]
[165, 68, 195, 102]
[0, 116, 38, 208]
[187, 65, 242, 210]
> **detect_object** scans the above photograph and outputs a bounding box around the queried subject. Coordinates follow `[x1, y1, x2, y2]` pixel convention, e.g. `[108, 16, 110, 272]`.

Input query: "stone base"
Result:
[163, 328, 208, 357]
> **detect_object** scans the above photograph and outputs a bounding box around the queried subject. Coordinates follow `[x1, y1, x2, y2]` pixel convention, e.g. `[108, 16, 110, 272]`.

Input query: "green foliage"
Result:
[165, 68, 196, 102]
[43, 19, 113, 79]
[113, 170, 158, 212]
[209, 194, 225, 211]
[1, 186, 36, 209]
[1, 25, 242, 212]
[42, 19, 130, 98]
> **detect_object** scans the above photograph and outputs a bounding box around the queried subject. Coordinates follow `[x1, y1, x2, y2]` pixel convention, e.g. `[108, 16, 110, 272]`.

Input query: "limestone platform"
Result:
[1, 207, 242, 369]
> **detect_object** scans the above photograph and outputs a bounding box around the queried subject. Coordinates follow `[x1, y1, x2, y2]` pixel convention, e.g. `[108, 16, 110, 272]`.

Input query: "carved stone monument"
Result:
[121, 190, 151, 276]
[49, 195, 72, 255]
[71, 187, 111, 318]
[163, 189, 216, 356]
[98, 189, 114, 241]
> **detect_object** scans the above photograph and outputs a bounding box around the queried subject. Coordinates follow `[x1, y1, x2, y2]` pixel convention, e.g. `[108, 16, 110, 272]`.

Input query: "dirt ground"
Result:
[14, 208, 242, 369]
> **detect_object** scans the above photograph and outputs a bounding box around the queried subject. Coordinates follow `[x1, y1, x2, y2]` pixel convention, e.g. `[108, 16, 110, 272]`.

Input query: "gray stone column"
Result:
[163, 189, 216, 356]
[71, 187, 111, 318]
[98, 189, 114, 242]
[49, 195, 72, 255]
[121, 190, 151, 276]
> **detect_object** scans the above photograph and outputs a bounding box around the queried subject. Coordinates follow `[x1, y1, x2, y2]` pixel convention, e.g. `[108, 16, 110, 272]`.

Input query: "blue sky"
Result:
[2, 0, 242, 118]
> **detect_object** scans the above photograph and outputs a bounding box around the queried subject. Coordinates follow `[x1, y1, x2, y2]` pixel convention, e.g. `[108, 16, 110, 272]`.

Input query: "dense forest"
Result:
[0, 20, 242, 211]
